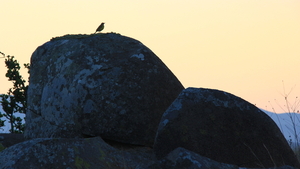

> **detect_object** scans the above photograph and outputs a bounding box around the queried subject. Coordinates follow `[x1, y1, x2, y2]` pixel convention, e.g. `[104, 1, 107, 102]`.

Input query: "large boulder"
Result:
[153, 87, 300, 168]
[24, 33, 184, 146]
[0, 137, 155, 169]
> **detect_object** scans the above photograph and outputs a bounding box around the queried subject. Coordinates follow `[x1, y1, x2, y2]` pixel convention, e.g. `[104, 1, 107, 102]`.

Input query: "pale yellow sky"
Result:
[1, 1, 300, 113]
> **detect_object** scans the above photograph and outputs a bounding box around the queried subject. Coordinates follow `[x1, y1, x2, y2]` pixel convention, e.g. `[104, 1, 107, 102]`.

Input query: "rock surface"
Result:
[0, 137, 155, 169]
[153, 87, 300, 168]
[1, 139, 297, 169]
[147, 147, 239, 169]
[24, 33, 184, 146]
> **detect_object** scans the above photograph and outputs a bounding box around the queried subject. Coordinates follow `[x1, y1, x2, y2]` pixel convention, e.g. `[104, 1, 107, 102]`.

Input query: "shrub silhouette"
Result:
[0, 51, 29, 133]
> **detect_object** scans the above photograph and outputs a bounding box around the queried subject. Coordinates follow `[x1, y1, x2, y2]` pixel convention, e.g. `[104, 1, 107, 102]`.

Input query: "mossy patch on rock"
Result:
[50, 32, 120, 41]
[75, 156, 91, 169]
[51, 34, 94, 41]
[0, 143, 6, 152]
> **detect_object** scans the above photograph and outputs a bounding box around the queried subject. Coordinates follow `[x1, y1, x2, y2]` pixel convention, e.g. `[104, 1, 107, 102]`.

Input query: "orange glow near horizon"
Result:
[1, 1, 300, 113]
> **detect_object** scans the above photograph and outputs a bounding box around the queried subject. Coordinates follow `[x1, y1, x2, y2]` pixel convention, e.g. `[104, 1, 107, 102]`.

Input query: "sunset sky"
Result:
[1, 1, 300, 113]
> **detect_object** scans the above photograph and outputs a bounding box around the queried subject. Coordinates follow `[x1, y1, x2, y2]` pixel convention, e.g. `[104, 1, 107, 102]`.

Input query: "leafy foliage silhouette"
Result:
[0, 51, 29, 133]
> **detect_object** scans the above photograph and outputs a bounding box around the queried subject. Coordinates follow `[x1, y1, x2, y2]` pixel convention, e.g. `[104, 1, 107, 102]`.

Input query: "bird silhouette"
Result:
[95, 22, 105, 33]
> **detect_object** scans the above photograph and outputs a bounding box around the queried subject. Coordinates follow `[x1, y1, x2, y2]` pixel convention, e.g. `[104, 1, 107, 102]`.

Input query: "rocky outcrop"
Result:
[24, 33, 184, 146]
[0, 34, 298, 168]
[153, 87, 300, 168]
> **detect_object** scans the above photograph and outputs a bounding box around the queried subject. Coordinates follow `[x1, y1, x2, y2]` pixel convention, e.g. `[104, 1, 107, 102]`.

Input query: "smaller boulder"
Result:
[147, 147, 238, 169]
[154, 87, 300, 168]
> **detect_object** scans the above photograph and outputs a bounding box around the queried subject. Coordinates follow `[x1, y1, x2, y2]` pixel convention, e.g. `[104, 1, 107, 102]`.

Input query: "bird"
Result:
[95, 22, 105, 33]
